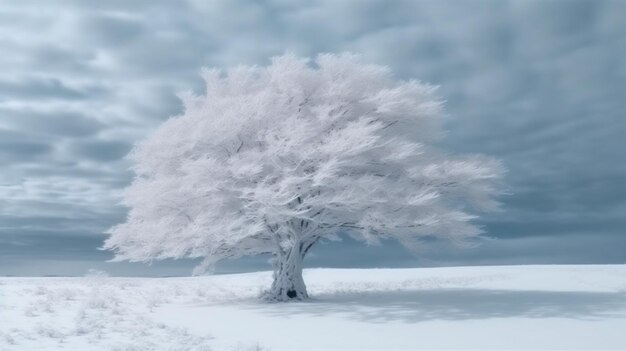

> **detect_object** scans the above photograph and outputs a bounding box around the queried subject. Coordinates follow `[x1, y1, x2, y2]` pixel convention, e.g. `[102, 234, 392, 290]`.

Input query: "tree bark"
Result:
[267, 242, 308, 301]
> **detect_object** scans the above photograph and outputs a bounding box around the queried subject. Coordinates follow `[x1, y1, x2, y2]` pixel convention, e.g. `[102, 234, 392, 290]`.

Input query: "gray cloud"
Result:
[0, 108, 105, 137]
[0, 0, 624, 276]
[71, 140, 132, 162]
[0, 140, 50, 158]
[0, 78, 94, 101]
[0, 129, 52, 163]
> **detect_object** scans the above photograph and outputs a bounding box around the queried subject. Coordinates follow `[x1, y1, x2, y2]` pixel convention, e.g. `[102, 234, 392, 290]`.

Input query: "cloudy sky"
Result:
[0, 0, 624, 276]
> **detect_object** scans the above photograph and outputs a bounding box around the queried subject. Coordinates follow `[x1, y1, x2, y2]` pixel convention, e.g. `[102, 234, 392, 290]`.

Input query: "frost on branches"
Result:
[105, 53, 504, 301]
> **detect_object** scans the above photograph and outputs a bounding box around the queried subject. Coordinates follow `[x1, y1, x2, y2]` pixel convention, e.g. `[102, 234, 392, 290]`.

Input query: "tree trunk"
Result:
[267, 243, 308, 301]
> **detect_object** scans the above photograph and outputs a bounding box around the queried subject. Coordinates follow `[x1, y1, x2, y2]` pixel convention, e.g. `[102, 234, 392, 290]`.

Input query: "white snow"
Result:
[2, 265, 626, 350]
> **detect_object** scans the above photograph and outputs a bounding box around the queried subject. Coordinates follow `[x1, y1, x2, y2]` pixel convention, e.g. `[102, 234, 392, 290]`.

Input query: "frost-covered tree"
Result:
[105, 53, 504, 301]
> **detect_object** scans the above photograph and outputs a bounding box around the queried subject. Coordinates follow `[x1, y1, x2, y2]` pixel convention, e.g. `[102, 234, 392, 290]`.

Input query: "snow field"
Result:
[2, 265, 626, 350]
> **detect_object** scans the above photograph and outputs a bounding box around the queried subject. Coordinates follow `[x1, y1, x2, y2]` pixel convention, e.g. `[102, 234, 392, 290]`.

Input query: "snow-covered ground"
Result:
[1, 265, 625, 350]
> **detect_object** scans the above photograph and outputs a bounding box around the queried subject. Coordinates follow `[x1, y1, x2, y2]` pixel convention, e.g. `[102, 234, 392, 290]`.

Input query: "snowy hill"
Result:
[1, 265, 625, 350]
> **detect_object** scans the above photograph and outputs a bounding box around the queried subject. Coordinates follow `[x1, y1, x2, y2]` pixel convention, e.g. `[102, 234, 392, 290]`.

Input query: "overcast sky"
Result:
[0, 0, 624, 276]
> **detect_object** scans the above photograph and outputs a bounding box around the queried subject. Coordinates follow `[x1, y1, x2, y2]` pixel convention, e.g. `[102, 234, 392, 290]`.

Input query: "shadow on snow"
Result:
[235, 289, 626, 323]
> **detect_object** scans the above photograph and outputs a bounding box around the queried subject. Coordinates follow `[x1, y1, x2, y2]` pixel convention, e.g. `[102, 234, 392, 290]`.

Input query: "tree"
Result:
[104, 53, 504, 301]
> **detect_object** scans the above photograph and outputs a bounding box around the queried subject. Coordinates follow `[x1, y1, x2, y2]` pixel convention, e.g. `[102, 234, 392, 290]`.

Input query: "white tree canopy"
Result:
[105, 53, 504, 300]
